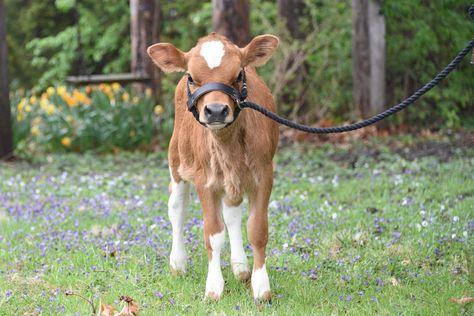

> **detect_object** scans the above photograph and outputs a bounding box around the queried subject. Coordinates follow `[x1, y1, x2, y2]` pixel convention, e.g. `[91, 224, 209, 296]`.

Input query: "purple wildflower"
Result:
[154, 291, 164, 299]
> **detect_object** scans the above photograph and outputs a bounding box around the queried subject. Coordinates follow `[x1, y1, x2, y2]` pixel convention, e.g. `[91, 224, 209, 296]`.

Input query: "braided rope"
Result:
[240, 6, 474, 134]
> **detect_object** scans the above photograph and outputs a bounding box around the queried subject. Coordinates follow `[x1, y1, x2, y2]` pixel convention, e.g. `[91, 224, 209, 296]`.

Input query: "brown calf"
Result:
[147, 33, 279, 300]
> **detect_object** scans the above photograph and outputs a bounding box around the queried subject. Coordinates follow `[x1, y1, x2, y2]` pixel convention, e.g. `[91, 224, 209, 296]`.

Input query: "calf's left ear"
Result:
[241, 35, 279, 67]
[147, 43, 188, 72]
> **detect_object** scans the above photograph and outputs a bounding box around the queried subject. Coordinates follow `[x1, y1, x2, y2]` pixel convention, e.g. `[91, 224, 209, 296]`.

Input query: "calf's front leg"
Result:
[197, 186, 225, 300]
[248, 166, 273, 301]
[168, 174, 190, 275]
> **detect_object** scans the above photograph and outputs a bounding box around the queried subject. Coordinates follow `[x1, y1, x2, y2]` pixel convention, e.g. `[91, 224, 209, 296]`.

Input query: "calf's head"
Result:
[147, 33, 279, 130]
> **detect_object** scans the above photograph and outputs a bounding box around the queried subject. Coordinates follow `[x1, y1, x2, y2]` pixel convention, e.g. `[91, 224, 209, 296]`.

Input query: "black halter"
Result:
[186, 68, 248, 127]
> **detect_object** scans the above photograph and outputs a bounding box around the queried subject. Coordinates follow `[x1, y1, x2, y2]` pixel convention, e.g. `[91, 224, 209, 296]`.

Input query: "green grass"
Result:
[0, 138, 473, 315]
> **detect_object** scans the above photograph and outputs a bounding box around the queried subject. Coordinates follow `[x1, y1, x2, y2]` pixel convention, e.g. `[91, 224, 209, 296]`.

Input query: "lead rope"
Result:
[238, 6, 474, 134]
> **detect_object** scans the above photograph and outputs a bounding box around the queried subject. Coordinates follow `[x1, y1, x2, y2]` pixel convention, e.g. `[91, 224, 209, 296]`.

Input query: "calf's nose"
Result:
[204, 103, 229, 123]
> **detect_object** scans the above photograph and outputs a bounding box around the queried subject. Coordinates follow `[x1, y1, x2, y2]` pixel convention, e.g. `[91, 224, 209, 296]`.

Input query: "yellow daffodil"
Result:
[154, 105, 164, 116]
[29, 95, 37, 105]
[61, 137, 72, 147]
[31, 125, 41, 136]
[40, 98, 49, 110]
[111, 82, 121, 92]
[57, 86, 67, 96]
[45, 104, 56, 115]
[72, 89, 92, 105]
[63, 94, 78, 108]
[46, 87, 55, 96]
[122, 92, 130, 102]
[17, 99, 27, 113]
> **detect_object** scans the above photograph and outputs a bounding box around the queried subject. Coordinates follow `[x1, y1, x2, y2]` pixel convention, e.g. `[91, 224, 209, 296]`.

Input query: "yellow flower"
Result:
[64, 94, 78, 108]
[122, 92, 130, 102]
[61, 137, 72, 147]
[57, 86, 67, 96]
[46, 87, 55, 96]
[154, 105, 164, 116]
[31, 125, 41, 136]
[72, 89, 92, 105]
[85, 85, 92, 94]
[129, 130, 136, 138]
[65, 115, 74, 123]
[40, 98, 49, 110]
[29, 95, 37, 105]
[145, 88, 152, 97]
[17, 99, 27, 113]
[111, 82, 121, 92]
[25, 105, 32, 113]
[132, 96, 139, 104]
[45, 104, 56, 115]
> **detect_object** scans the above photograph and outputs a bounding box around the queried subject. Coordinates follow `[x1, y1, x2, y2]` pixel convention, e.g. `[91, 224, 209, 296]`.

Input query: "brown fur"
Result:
[148, 33, 279, 299]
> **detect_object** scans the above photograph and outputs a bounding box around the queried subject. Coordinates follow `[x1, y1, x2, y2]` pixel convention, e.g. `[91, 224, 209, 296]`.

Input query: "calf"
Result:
[147, 33, 279, 300]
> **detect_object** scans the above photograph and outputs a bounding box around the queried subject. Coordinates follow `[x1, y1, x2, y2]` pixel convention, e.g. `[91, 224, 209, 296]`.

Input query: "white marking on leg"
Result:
[200, 41, 225, 69]
[252, 264, 271, 299]
[222, 201, 249, 278]
[205, 229, 225, 299]
[168, 170, 190, 273]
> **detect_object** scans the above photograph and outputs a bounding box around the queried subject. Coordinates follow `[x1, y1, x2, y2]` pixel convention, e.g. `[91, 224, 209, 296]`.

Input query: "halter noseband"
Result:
[186, 69, 248, 127]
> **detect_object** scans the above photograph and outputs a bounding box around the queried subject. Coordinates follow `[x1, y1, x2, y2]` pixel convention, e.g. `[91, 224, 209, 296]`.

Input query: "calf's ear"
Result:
[147, 43, 188, 72]
[241, 35, 279, 67]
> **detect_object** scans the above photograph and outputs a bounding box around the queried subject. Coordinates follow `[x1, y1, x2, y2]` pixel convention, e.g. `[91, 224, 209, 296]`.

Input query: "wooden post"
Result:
[130, 0, 161, 103]
[0, 0, 14, 160]
[212, 0, 250, 47]
[352, 0, 385, 118]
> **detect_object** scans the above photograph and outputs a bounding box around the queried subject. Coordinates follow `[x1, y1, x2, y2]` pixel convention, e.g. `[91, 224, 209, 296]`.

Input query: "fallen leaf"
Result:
[99, 302, 116, 316]
[449, 294, 474, 305]
[115, 296, 139, 316]
[390, 277, 400, 286]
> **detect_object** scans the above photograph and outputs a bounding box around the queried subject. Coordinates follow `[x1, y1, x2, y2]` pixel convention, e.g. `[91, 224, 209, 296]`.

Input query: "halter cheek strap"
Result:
[186, 69, 248, 127]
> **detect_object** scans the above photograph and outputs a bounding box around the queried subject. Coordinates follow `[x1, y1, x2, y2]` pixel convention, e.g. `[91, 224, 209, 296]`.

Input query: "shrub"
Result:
[10, 84, 169, 154]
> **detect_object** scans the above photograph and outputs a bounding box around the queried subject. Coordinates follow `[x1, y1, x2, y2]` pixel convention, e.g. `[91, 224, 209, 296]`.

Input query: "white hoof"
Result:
[251, 264, 271, 300]
[205, 273, 224, 300]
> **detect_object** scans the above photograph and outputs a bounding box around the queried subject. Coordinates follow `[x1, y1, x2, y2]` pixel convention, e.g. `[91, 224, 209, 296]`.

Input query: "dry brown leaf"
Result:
[449, 295, 474, 306]
[99, 302, 116, 316]
[114, 296, 139, 316]
[390, 277, 400, 286]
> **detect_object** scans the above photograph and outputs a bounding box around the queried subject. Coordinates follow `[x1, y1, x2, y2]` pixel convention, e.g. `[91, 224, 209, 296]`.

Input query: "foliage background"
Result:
[6, 0, 474, 132]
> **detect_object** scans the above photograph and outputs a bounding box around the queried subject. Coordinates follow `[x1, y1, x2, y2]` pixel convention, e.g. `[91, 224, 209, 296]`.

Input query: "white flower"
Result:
[453, 216, 459, 222]
[332, 213, 338, 220]
[451, 234, 456, 239]
[463, 231, 468, 238]
[421, 220, 428, 227]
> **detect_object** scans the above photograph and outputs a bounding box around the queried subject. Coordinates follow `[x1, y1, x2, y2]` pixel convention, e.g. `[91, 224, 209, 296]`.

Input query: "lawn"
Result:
[0, 135, 473, 315]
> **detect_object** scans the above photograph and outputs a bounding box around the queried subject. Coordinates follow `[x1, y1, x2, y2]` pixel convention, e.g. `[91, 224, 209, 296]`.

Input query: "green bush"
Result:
[10, 84, 170, 154]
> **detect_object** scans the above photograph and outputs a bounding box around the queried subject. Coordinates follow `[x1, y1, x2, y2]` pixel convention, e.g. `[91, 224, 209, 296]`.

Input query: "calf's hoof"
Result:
[204, 291, 221, 301]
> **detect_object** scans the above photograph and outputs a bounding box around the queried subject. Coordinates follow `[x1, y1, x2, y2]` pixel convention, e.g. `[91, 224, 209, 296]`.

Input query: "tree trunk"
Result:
[0, 0, 14, 160]
[277, 0, 309, 118]
[212, 0, 250, 47]
[352, 0, 385, 118]
[130, 0, 161, 103]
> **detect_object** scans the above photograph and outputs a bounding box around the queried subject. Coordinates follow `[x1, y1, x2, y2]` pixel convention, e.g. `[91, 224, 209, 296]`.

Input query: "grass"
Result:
[0, 136, 473, 315]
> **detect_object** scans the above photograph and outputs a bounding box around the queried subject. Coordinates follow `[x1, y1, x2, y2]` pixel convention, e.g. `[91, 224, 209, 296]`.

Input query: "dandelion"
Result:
[61, 137, 72, 148]
[154, 105, 164, 116]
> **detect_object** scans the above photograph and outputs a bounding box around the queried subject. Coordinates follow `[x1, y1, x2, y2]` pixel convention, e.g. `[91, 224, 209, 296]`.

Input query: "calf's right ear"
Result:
[147, 43, 188, 72]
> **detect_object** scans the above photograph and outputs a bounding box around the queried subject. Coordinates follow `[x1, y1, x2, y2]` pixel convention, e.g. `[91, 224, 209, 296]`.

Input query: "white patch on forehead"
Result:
[200, 41, 225, 69]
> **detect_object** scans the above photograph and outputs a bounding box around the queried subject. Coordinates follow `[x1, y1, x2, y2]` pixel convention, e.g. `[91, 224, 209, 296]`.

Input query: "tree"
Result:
[130, 0, 161, 101]
[352, 0, 386, 119]
[212, 0, 249, 47]
[277, 0, 310, 117]
[0, 0, 13, 159]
